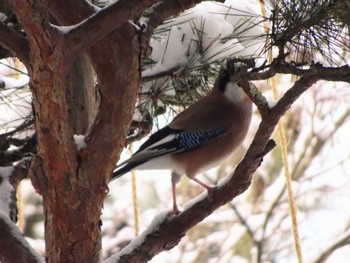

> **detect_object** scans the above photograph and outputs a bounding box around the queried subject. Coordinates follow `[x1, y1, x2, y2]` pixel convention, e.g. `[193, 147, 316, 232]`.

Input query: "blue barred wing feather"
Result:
[112, 126, 227, 179]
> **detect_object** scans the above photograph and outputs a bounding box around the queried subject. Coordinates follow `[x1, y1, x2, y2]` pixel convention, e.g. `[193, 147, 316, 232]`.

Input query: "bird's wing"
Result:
[112, 125, 228, 179]
[123, 126, 228, 164]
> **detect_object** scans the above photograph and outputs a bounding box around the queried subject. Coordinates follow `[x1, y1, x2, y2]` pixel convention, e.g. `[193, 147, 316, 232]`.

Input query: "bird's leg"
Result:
[191, 177, 215, 200]
[171, 172, 182, 214]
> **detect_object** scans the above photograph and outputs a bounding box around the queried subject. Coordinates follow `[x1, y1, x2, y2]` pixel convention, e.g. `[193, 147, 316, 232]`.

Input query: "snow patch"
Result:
[74, 134, 87, 150]
[0, 75, 29, 89]
[104, 211, 169, 263]
[143, 0, 264, 78]
[0, 166, 15, 216]
[267, 99, 277, 109]
[183, 191, 207, 210]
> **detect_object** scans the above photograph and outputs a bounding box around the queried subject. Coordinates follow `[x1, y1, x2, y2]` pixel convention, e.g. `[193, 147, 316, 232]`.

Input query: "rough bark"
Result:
[0, 20, 29, 65]
[8, 0, 141, 261]
[5, 0, 204, 262]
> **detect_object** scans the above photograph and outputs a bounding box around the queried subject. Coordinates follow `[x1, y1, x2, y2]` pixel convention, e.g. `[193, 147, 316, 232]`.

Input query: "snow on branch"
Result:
[0, 159, 30, 222]
[0, 166, 15, 219]
[0, 135, 36, 166]
[142, 1, 265, 80]
[62, 0, 160, 55]
[138, 0, 214, 57]
[0, 211, 44, 263]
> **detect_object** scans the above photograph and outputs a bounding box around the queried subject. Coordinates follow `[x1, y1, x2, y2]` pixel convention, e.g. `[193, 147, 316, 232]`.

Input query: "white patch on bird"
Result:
[116, 134, 177, 167]
[143, 134, 175, 150]
[223, 82, 246, 104]
[124, 134, 179, 165]
[132, 155, 184, 173]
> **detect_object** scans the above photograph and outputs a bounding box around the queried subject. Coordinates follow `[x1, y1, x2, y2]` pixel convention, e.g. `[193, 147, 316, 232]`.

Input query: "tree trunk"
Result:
[5, 0, 210, 262]
[67, 55, 98, 134]
[24, 24, 141, 263]
[29, 57, 103, 262]
[28, 41, 140, 263]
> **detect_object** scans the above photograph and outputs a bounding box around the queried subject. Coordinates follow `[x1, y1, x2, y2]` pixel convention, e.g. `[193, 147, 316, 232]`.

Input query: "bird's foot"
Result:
[169, 205, 181, 216]
[191, 177, 215, 200]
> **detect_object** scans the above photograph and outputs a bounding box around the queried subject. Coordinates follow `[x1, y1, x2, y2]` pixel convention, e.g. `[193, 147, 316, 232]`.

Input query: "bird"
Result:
[111, 63, 253, 214]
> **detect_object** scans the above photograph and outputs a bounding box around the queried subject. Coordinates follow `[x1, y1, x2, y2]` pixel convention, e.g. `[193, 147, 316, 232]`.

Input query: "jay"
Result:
[111, 64, 253, 214]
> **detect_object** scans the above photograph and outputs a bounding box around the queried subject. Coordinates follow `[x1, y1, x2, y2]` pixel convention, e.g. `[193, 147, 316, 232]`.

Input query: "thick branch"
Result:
[276, 63, 350, 82]
[9, 0, 64, 66]
[246, 60, 350, 83]
[64, 0, 207, 57]
[0, 213, 44, 263]
[0, 160, 38, 262]
[63, 0, 159, 55]
[44, 0, 96, 24]
[0, 46, 13, 59]
[0, 21, 29, 66]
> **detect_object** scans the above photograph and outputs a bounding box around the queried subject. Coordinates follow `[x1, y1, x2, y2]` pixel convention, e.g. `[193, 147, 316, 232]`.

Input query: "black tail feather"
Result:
[110, 161, 146, 181]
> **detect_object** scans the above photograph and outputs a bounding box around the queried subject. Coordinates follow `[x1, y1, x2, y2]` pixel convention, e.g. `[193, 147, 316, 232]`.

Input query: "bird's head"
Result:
[213, 64, 250, 106]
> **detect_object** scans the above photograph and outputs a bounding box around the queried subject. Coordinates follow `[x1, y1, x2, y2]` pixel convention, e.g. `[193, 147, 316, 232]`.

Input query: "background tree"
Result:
[0, 0, 350, 263]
